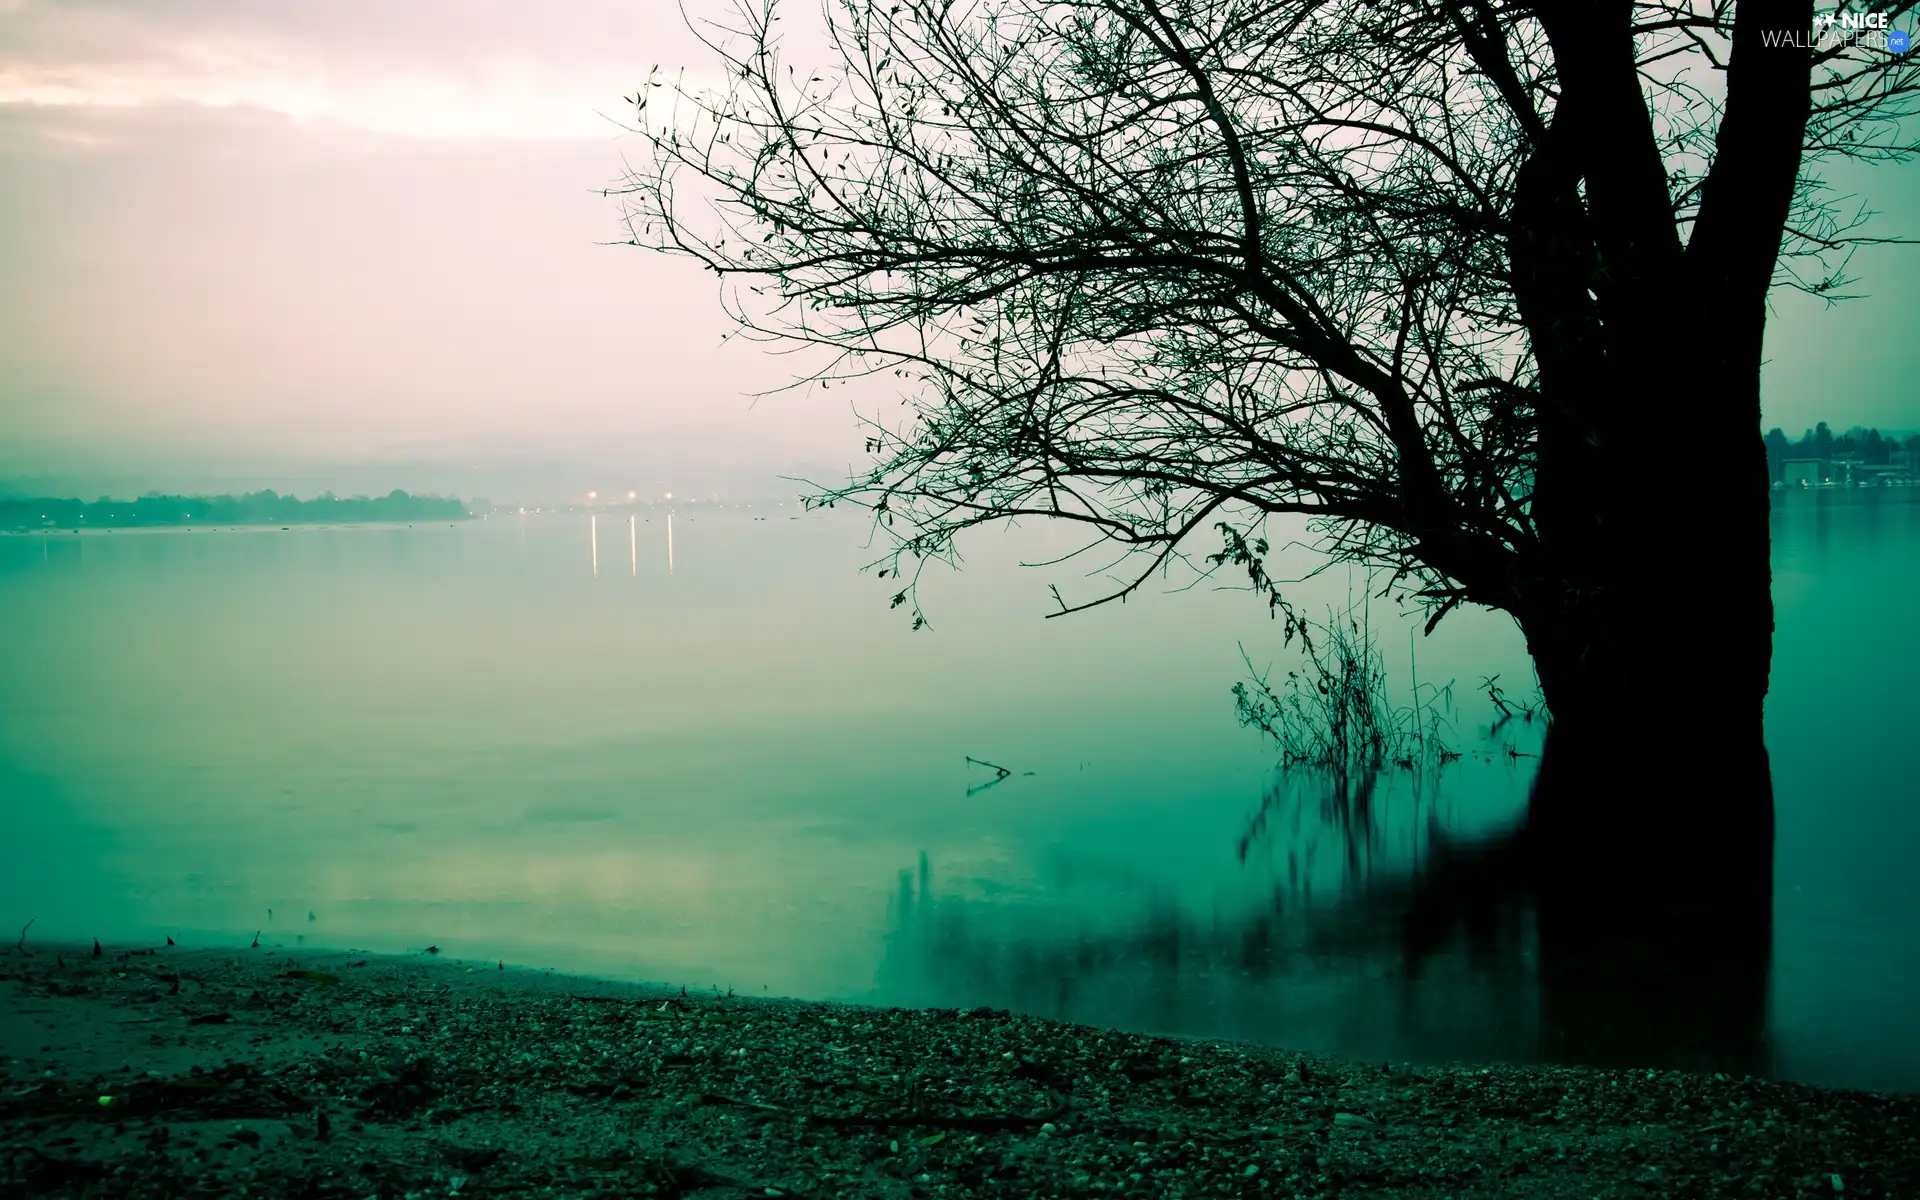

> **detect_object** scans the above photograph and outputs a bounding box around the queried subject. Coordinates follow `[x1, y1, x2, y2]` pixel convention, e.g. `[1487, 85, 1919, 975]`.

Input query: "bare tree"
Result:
[616, 0, 1915, 886]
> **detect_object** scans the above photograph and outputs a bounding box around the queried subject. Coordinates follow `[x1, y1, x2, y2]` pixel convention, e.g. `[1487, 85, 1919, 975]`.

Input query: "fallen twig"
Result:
[14, 918, 31, 957]
[678, 1161, 819, 1200]
[698, 1092, 1063, 1130]
[699, 1092, 788, 1113]
[965, 756, 1021, 798]
[965, 755, 1012, 779]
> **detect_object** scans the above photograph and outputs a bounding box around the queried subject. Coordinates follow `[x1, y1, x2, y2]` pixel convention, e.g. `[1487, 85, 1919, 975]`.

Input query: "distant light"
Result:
[587, 491, 598, 500]
[627, 491, 637, 500]
[664, 492, 673, 500]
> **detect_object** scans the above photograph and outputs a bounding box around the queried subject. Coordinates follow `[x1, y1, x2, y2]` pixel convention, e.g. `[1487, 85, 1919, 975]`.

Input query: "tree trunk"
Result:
[1403, 0, 1808, 1075]
[1512, 389, 1778, 1075]
[1518, 287, 1778, 861]
[1518, 533, 1776, 898]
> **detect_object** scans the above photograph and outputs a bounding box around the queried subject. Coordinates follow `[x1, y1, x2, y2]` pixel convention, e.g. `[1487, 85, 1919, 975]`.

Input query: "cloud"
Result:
[0, 54, 636, 140]
[0, 0, 709, 140]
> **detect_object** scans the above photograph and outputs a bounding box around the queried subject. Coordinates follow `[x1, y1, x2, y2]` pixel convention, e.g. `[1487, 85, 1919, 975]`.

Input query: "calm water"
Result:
[1, 491, 1915, 1092]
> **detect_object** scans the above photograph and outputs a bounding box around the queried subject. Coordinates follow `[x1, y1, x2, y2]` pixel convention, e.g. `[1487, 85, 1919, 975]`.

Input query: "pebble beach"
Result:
[3, 942, 1915, 1198]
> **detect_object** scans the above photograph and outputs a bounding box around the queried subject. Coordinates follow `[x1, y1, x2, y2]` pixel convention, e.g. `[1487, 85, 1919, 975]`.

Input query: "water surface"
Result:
[1, 490, 1914, 1092]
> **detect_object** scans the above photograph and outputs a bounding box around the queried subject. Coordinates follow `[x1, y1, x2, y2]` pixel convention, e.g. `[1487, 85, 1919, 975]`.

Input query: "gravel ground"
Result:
[2, 942, 1914, 1198]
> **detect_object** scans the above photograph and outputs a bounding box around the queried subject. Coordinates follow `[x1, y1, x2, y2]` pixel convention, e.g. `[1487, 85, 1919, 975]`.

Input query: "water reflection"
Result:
[877, 719, 1775, 1080]
[877, 739, 1535, 1065]
[584, 511, 668, 578]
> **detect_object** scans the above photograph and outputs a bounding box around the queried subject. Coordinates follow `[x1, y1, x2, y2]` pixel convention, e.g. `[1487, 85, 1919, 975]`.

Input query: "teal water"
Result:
[0, 491, 1914, 1092]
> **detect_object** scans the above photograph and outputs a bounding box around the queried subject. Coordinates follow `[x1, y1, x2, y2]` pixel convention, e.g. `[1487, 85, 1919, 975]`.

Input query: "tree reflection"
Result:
[1520, 725, 1773, 1076]
[878, 731, 1774, 1079]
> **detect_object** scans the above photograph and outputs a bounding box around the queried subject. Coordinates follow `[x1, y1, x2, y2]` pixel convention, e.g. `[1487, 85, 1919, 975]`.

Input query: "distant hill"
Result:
[0, 490, 470, 532]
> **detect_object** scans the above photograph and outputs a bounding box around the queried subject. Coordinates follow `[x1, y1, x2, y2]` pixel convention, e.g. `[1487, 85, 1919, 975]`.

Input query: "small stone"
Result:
[1831, 1175, 1845, 1194]
[1243, 1164, 1260, 1177]
[1333, 1112, 1378, 1129]
[1040, 1122, 1057, 1135]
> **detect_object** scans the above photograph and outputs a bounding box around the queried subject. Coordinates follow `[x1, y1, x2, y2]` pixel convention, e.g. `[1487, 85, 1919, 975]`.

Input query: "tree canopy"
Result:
[618, 1, 1915, 632]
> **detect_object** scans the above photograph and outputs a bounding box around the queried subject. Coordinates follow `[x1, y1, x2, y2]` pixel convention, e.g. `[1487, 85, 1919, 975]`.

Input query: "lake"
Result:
[2, 489, 1915, 1093]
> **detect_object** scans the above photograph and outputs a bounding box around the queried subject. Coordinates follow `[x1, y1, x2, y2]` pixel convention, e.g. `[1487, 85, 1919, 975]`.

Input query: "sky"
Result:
[0, 1, 1914, 501]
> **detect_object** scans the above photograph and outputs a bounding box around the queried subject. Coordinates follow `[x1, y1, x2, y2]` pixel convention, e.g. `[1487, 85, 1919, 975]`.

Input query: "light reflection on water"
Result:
[0, 489, 1915, 1092]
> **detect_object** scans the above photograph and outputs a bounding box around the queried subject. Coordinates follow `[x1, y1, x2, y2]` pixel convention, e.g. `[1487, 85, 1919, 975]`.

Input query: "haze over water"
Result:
[1, 488, 1915, 1094]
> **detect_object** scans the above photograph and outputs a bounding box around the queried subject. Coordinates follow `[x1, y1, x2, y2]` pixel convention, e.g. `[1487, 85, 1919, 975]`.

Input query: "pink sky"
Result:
[0, 0, 873, 496]
[0, 1, 1913, 496]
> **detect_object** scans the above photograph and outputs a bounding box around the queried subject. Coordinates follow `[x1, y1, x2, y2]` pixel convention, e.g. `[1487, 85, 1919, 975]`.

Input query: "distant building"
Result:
[1782, 459, 1823, 486]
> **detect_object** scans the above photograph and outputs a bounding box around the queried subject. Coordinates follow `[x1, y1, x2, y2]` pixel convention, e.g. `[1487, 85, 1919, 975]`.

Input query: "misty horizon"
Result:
[0, 447, 863, 509]
[3, 1, 1916, 491]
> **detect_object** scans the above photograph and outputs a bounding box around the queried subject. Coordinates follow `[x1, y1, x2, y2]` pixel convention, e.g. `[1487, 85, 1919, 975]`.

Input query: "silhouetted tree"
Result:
[1813, 419, 1836, 463]
[620, 1, 1914, 897]
[1764, 427, 1791, 482]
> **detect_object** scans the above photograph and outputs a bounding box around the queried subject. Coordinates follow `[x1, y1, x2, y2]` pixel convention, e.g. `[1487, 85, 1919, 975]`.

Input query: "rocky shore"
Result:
[2, 942, 1914, 1198]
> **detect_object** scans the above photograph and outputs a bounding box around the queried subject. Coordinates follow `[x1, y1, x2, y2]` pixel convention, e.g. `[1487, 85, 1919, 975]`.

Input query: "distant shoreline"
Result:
[0, 521, 468, 536]
[0, 491, 471, 534]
